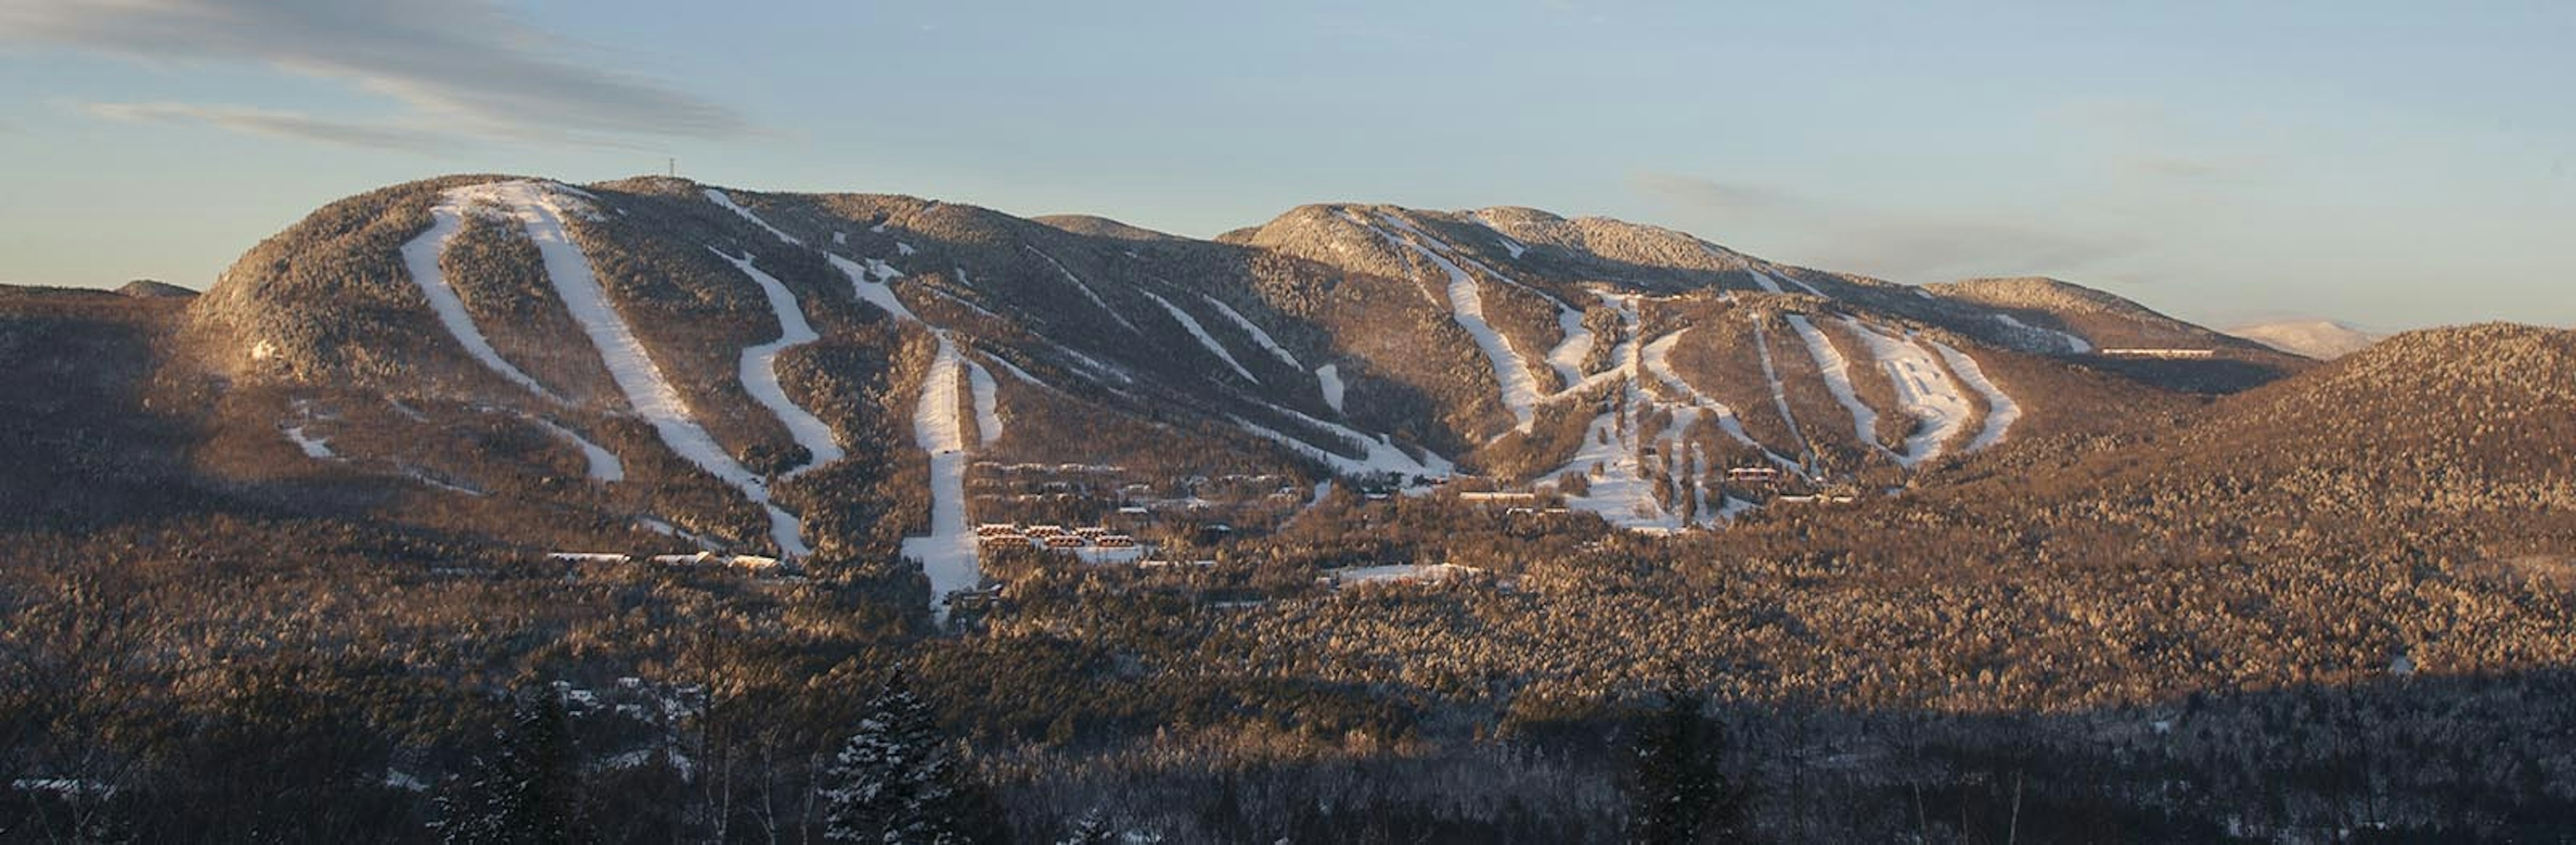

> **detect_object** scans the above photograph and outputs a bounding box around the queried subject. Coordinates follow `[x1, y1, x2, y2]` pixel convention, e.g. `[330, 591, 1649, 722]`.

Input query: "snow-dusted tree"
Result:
[816, 674, 1002, 844]
[1623, 685, 1749, 845]
[1055, 807, 1116, 845]
[434, 693, 580, 844]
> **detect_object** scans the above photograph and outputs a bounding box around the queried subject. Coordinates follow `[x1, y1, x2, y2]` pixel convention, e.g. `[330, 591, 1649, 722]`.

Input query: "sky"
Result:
[1, 1, 2569, 331]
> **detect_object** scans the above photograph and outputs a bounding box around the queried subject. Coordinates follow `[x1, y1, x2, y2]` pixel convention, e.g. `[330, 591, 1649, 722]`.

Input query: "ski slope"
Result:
[1784, 314, 1887, 461]
[1026, 247, 1139, 333]
[965, 358, 1003, 446]
[400, 189, 561, 402]
[1928, 340, 2021, 453]
[903, 337, 980, 616]
[530, 417, 625, 482]
[1838, 318, 1972, 467]
[1371, 217, 1544, 431]
[466, 180, 809, 558]
[1140, 289, 1260, 382]
[704, 188, 802, 245]
[1992, 313, 2093, 354]
[1639, 329, 1792, 465]
[1201, 294, 1301, 369]
[712, 250, 845, 475]
[1749, 315, 1807, 455]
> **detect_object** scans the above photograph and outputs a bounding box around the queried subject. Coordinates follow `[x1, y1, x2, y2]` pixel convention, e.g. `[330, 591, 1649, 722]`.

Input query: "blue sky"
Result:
[1, 1, 2568, 330]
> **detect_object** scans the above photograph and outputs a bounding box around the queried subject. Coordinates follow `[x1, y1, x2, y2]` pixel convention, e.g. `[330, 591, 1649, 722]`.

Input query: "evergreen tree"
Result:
[1055, 807, 1117, 845]
[817, 673, 1005, 844]
[1624, 685, 1750, 845]
[435, 692, 582, 845]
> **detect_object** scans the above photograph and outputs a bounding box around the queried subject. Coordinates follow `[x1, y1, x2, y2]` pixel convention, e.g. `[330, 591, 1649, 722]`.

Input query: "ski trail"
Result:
[1201, 294, 1302, 369]
[1026, 246, 1139, 333]
[1837, 318, 1972, 467]
[1992, 313, 2093, 353]
[1233, 402, 1451, 479]
[904, 337, 979, 614]
[1377, 220, 1542, 430]
[705, 188, 802, 245]
[829, 254, 920, 322]
[1316, 363, 1346, 413]
[400, 190, 561, 402]
[468, 180, 808, 558]
[965, 357, 1003, 446]
[1928, 340, 2020, 453]
[1639, 329, 1796, 467]
[713, 249, 845, 475]
[529, 417, 625, 482]
[1756, 266, 1828, 297]
[1140, 289, 1259, 382]
[1784, 314, 1889, 461]
[1749, 315, 1807, 455]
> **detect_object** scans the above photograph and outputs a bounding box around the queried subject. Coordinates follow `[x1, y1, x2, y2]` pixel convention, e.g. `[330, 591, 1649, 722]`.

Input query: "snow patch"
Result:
[282, 425, 335, 459]
[1316, 363, 1347, 413]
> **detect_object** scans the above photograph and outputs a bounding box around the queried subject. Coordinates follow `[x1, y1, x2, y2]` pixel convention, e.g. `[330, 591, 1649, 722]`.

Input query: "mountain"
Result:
[0, 174, 2279, 613]
[115, 278, 196, 298]
[2229, 318, 2383, 359]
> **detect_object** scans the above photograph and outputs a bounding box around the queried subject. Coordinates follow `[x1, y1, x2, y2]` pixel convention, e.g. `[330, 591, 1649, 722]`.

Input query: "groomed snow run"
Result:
[1784, 315, 1887, 460]
[1316, 363, 1346, 412]
[903, 337, 979, 616]
[1026, 247, 1138, 332]
[1992, 313, 2093, 353]
[1749, 315, 1807, 453]
[464, 180, 809, 558]
[530, 417, 625, 482]
[1927, 339, 2020, 453]
[1200, 294, 1301, 369]
[1239, 400, 1452, 479]
[1378, 219, 1543, 431]
[828, 253, 919, 322]
[1838, 318, 1972, 467]
[1140, 289, 1259, 382]
[713, 249, 845, 475]
[400, 190, 561, 402]
[704, 188, 802, 245]
[965, 358, 1003, 446]
[1640, 329, 1789, 463]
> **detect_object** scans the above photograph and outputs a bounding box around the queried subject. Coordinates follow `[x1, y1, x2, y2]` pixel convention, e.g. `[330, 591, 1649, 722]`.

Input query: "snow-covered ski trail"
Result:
[1991, 313, 2092, 354]
[400, 189, 562, 402]
[904, 337, 980, 616]
[712, 249, 845, 476]
[965, 358, 1003, 446]
[1784, 314, 1890, 462]
[529, 417, 625, 482]
[470, 180, 809, 558]
[1365, 214, 1545, 431]
[1927, 340, 2020, 453]
[1026, 246, 1139, 333]
[1140, 289, 1260, 382]
[1200, 294, 1301, 369]
[1837, 318, 1973, 467]
[1748, 315, 1807, 459]
[1315, 363, 1346, 413]
[705, 188, 803, 246]
[1639, 329, 1799, 469]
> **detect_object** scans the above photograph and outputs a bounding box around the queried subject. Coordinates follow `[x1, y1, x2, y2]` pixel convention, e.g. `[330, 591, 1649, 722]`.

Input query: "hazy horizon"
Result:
[3, 1, 2569, 332]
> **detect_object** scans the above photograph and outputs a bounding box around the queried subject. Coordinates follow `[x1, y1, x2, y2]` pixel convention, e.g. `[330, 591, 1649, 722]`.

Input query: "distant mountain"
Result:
[2229, 319, 2383, 359]
[116, 278, 196, 298]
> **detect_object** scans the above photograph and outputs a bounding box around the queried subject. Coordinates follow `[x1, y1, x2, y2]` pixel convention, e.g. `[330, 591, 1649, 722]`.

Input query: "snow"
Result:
[833, 231, 847, 245]
[1199, 294, 1301, 369]
[1330, 563, 1480, 585]
[1749, 315, 1807, 455]
[902, 337, 980, 616]
[1466, 211, 1529, 258]
[965, 357, 1003, 446]
[1376, 217, 1543, 431]
[828, 253, 919, 322]
[282, 425, 335, 459]
[400, 188, 561, 402]
[1140, 289, 1259, 382]
[463, 180, 808, 558]
[1236, 401, 1452, 479]
[1784, 314, 1887, 460]
[897, 241, 918, 256]
[1026, 246, 1139, 332]
[1756, 267, 1829, 297]
[1316, 363, 1346, 412]
[704, 188, 803, 245]
[1640, 329, 1790, 463]
[1927, 339, 2020, 453]
[1838, 318, 1973, 467]
[713, 249, 845, 475]
[1993, 313, 2093, 354]
[988, 355, 1049, 387]
[529, 418, 625, 482]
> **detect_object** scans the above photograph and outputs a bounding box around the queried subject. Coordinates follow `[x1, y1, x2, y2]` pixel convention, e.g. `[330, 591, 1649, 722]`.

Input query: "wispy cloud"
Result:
[3, 0, 747, 146]
[1629, 172, 2138, 282]
[85, 102, 449, 152]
